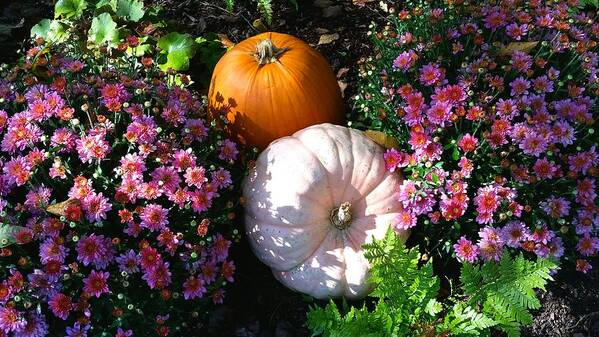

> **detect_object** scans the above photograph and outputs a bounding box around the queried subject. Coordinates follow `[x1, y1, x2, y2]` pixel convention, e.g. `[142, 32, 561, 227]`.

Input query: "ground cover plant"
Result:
[0, 0, 596, 336]
[0, 1, 244, 336]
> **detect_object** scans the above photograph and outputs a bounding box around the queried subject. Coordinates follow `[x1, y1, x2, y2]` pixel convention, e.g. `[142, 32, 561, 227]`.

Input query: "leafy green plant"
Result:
[307, 230, 556, 337]
[30, 0, 221, 72]
[224, 0, 298, 24]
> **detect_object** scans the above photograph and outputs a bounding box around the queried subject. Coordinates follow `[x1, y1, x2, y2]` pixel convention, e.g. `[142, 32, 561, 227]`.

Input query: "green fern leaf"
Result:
[256, 0, 273, 25]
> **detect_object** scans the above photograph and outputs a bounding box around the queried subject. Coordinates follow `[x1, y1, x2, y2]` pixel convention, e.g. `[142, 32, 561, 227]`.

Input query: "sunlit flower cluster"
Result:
[356, 0, 597, 271]
[0, 36, 241, 336]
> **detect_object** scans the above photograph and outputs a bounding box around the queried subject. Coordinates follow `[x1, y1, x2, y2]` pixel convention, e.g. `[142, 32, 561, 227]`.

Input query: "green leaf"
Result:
[452, 147, 460, 161]
[31, 19, 67, 43]
[88, 13, 119, 47]
[95, 0, 118, 11]
[115, 0, 145, 22]
[55, 0, 88, 19]
[157, 32, 197, 71]
[0, 225, 25, 248]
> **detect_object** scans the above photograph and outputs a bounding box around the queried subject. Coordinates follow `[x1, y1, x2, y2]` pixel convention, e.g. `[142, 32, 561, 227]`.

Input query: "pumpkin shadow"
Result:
[243, 145, 382, 300]
[208, 91, 275, 150]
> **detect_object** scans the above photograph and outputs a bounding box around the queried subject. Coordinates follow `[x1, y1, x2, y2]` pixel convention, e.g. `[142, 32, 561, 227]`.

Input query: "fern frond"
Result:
[224, 0, 235, 12]
[256, 0, 273, 24]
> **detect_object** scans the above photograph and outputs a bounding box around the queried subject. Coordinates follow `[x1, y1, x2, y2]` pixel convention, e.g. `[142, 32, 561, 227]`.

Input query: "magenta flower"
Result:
[140, 204, 169, 232]
[116, 250, 140, 274]
[24, 186, 52, 214]
[14, 311, 48, 337]
[510, 76, 530, 96]
[76, 234, 114, 269]
[39, 237, 69, 264]
[171, 149, 196, 171]
[125, 116, 158, 145]
[82, 192, 112, 223]
[501, 221, 529, 248]
[190, 189, 213, 213]
[65, 323, 90, 337]
[394, 210, 417, 231]
[212, 233, 231, 262]
[426, 100, 452, 126]
[392, 50, 418, 71]
[76, 131, 111, 163]
[48, 293, 72, 320]
[183, 276, 206, 300]
[453, 237, 478, 263]
[115, 328, 133, 337]
[3, 157, 31, 186]
[576, 234, 599, 256]
[184, 119, 208, 142]
[219, 139, 238, 161]
[83, 270, 110, 298]
[519, 134, 547, 157]
[419, 63, 443, 86]
[541, 196, 570, 219]
[151, 166, 180, 192]
[505, 23, 528, 40]
[184, 166, 207, 187]
[0, 306, 26, 333]
[383, 148, 403, 172]
[211, 168, 232, 190]
[142, 261, 172, 289]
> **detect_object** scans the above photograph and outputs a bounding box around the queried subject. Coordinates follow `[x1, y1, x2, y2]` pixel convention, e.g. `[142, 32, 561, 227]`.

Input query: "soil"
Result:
[1, 1, 598, 336]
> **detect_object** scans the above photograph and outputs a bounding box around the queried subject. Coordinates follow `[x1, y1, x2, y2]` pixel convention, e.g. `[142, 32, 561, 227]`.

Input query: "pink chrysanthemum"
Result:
[184, 166, 207, 188]
[139, 204, 169, 232]
[83, 270, 110, 298]
[394, 210, 417, 230]
[453, 237, 478, 263]
[81, 192, 112, 223]
[48, 293, 72, 320]
[183, 276, 206, 300]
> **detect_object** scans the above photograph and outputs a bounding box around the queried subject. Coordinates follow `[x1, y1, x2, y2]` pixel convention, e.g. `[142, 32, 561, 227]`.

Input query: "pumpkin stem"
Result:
[330, 202, 352, 230]
[254, 39, 288, 65]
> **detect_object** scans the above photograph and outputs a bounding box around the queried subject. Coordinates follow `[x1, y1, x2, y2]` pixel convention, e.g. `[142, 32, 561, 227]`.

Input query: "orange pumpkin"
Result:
[208, 32, 344, 150]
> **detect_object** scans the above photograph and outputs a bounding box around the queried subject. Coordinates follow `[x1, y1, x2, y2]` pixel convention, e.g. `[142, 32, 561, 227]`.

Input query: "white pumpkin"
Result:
[243, 123, 407, 299]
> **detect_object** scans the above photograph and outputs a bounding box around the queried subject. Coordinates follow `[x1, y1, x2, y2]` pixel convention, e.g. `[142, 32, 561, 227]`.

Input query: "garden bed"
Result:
[0, 1, 597, 337]
[149, 1, 599, 336]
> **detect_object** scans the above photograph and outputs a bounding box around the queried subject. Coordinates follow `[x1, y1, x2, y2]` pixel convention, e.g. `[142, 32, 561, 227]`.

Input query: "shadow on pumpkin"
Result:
[209, 91, 279, 150]
[243, 146, 383, 300]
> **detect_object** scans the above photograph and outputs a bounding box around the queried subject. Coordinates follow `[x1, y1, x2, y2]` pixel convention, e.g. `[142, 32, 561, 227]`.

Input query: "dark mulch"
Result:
[523, 262, 599, 337]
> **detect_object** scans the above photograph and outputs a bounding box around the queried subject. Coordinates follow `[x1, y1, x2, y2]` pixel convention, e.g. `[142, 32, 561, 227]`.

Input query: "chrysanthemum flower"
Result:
[453, 237, 478, 263]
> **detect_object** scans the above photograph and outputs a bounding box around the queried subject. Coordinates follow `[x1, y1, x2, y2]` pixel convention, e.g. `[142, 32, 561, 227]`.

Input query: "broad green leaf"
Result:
[0, 225, 25, 248]
[157, 32, 197, 71]
[95, 0, 118, 11]
[116, 0, 145, 22]
[88, 13, 119, 47]
[452, 148, 460, 161]
[55, 0, 88, 19]
[31, 19, 67, 43]
[127, 43, 151, 57]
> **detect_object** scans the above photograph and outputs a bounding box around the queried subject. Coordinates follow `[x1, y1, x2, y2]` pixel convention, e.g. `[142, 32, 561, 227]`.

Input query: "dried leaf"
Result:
[336, 67, 349, 78]
[363, 130, 400, 149]
[46, 199, 79, 217]
[252, 19, 268, 32]
[318, 33, 339, 45]
[217, 34, 235, 49]
[497, 41, 538, 56]
[352, 0, 375, 6]
[337, 80, 347, 97]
